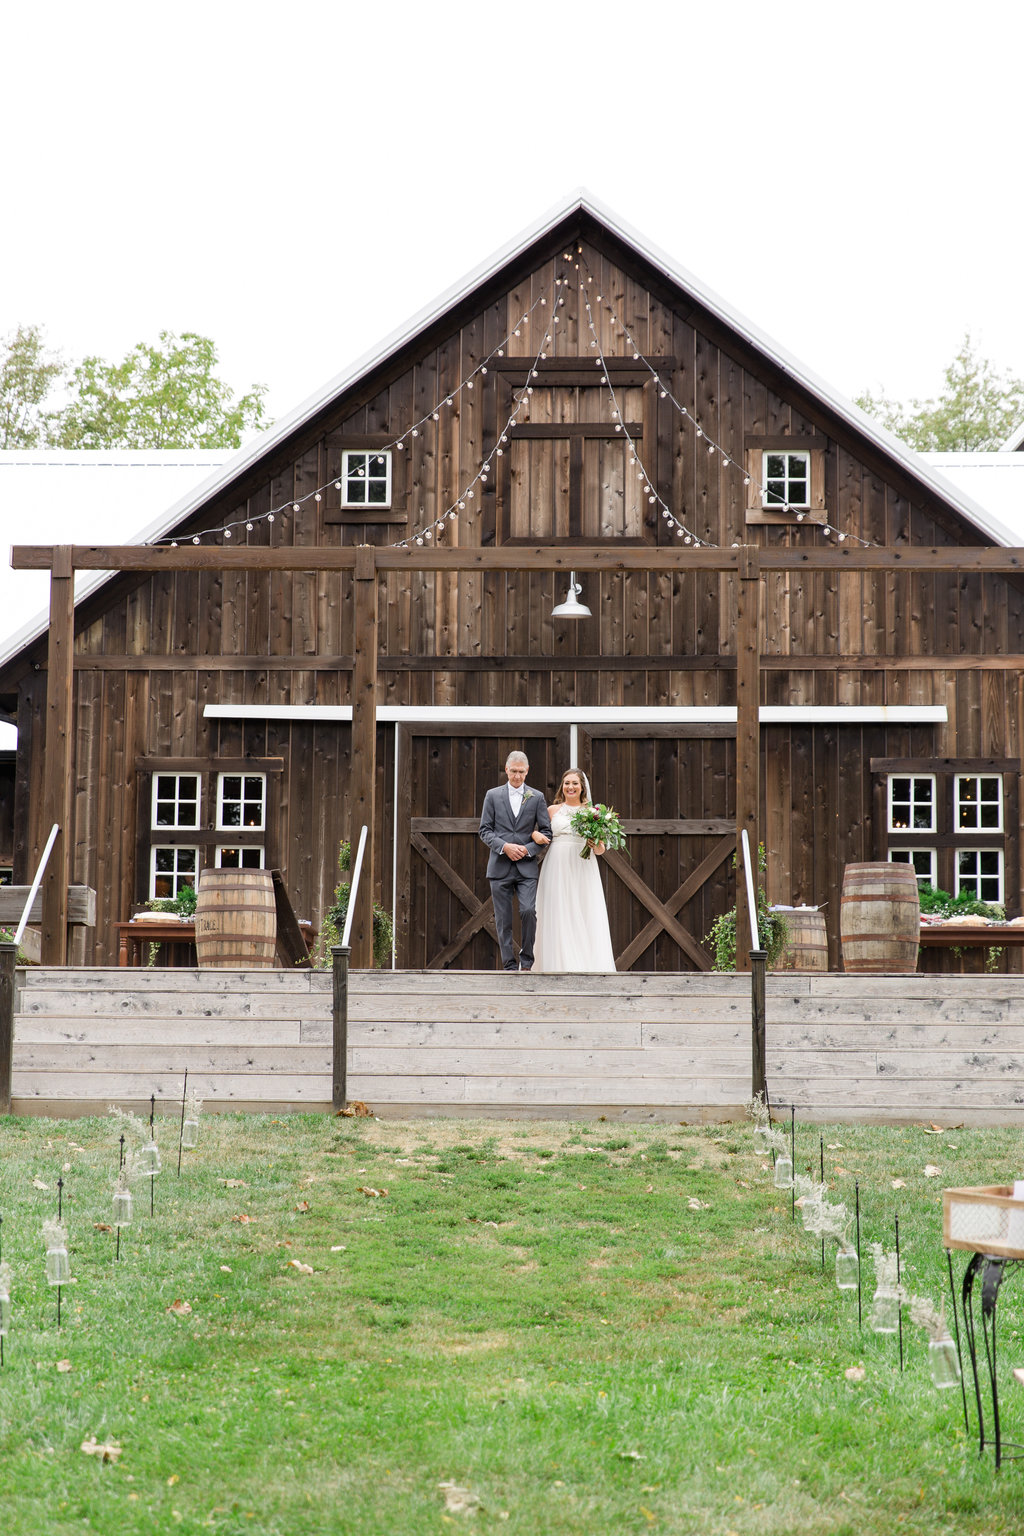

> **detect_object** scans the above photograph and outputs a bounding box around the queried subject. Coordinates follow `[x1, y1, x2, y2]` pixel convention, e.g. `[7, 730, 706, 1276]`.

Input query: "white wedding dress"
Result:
[533, 805, 616, 973]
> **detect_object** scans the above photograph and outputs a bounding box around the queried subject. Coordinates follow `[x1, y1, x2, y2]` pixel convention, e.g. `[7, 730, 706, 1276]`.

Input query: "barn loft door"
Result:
[579, 727, 737, 972]
[396, 727, 570, 970]
[497, 368, 661, 544]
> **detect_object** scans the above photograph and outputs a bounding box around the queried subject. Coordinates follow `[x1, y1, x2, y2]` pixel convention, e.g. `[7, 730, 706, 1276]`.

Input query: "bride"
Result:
[531, 769, 616, 973]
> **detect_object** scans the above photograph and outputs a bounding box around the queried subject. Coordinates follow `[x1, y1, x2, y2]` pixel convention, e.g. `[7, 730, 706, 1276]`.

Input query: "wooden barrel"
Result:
[840, 862, 920, 974]
[194, 870, 277, 968]
[772, 907, 828, 972]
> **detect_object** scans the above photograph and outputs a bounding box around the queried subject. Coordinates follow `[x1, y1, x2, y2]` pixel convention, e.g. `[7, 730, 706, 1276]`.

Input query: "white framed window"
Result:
[217, 773, 266, 831]
[150, 845, 198, 900]
[956, 849, 1003, 905]
[955, 774, 1002, 832]
[762, 450, 810, 509]
[152, 773, 201, 829]
[340, 450, 392, 509]
[215, 845, 266, 870]
[889, 848, 937, 887]
[887, 774, 936, 833]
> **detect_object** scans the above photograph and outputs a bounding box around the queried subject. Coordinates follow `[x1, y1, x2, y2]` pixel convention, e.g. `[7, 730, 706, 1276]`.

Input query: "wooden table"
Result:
[918, 924, 1024, 949]
[115, 920, 198, 967]
[115, 918, 316, 967]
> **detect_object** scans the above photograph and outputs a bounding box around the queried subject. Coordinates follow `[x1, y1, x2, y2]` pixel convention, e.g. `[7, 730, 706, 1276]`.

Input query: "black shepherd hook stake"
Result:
[56, 1177, 65, 1330]
[895, 1213, 904, 1373]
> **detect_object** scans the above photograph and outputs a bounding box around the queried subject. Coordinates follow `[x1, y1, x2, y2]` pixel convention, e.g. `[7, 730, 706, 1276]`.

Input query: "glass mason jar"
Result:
[45, 1242, 71, 1287]
[870, 1287, 900, 1333]
[835, 1246, 859, 1290]
[137, 1140, 161, 1177]
[752, 1122, 771, 1155]
[929, 1335, 961, 1389]
[773, 1152, 794, 1190]
[112, 1187, 133, 1227]
[180, 1116, 200, 1150]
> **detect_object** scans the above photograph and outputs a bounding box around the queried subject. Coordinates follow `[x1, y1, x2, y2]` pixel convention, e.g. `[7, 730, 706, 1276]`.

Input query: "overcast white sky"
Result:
[4, 0, 1022, 426]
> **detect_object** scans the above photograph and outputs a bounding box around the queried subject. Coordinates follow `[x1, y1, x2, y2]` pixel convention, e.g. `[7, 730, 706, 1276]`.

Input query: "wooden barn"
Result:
[3, 191, 1023, 975]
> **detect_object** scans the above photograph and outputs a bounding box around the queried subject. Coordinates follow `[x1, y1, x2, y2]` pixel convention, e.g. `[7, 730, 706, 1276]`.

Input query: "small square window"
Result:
[215, 845, 265, 870]
[955, 775, 1002, 832]
[217, 773, 266, 831]
[956, 849, 1003, 905]
[341, 450, 392, 509]
[150, 846, 198, 900]
[887, 774, 936, 833]
[889, 848, 936, 887]
[763, 451, 810, 509]
[152, 773, 201, 829]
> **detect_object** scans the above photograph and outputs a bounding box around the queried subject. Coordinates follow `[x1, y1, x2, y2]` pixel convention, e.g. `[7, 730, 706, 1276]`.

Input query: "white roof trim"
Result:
[204, 704, 947, 726]
[2, 191, 1011, 669]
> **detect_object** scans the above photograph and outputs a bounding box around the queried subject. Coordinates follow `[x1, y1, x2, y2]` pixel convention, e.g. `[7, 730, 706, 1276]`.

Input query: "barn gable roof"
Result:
[2, 189, 1016, 679]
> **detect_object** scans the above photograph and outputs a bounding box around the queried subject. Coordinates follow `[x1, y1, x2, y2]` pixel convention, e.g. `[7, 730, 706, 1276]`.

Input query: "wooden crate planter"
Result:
[943, 1186, 1024, 1259]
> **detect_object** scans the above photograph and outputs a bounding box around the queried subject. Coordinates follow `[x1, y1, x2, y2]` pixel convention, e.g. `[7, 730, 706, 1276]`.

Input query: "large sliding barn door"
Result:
[397, 722, 735, 972]
[581, 726, 736, 972]
[396, 727, 570, 970]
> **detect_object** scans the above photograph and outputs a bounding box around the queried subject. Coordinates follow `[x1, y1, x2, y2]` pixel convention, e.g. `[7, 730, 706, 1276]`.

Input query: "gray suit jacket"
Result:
[479, 784, 553, 881]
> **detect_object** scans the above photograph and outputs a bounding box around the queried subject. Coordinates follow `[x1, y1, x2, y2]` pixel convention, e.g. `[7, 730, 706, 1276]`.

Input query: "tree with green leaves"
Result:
[856, 334, 1024, 452]
[51, 330, 267, 449]
[0, 323, 64, 448]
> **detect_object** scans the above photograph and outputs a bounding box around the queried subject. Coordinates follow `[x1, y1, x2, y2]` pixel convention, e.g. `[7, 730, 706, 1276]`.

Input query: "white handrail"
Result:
[340, 825, 369, 950]
[740, 829, 760, 953]
[14, 823, 60, 947]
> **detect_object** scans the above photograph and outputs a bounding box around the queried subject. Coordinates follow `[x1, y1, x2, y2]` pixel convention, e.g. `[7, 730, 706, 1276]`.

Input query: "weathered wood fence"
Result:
[4, 957, 1024, 1125]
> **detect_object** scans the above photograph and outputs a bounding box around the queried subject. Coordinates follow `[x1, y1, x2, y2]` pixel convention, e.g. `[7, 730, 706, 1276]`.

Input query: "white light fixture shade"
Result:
[551, 572, 591, 619]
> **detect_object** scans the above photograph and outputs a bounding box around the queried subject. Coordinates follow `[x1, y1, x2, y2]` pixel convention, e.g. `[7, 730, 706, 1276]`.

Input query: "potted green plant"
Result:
[313, 841, 394, 969]
[705, 845, 789, 971]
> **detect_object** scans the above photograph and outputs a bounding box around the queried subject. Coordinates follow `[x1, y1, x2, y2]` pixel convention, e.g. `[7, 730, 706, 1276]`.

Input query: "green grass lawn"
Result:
[1, 1109, 1024, 1535]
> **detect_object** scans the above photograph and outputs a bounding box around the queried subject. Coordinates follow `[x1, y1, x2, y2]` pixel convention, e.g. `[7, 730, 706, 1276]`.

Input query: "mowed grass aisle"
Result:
[1, 1112, 1024, 1536]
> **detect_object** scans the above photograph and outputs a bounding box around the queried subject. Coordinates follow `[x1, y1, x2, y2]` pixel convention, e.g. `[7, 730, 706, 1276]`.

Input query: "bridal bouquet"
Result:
[569, 803, 627, 860]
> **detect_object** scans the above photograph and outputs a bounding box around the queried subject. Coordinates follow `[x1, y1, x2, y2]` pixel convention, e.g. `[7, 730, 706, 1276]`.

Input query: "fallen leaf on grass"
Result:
[618, 1449, 644, 1460]
[924, 1165, 942, 1178]
[295, 1201, 311, 1213]
[219, 1265, 232, 1273]
[56, 1359, 72, 1373]
[834, 1166, 850, 1176]
[232, 1214, 255, 1224]
[891, 1179, 907, 1190]
[687, 1197, 710, 1211]
[845, 1365, 866, 1382]
[167, 1300, 192, 1317]
[438, 1479, 480, 1515]
[93, 1222, 114, 1232]
[827, 1143, 844, 1150]
[32, 1177, 49, 1190]
[923, 1125, 945, 1136]
[223, 1179, 247, 1189]
[338, 1100, 373, 1118]
[357, 1186, 388, 1199]
[81, 1436, 122, 1463]
[63, 1161, 72, 1173]
[330, 1245, 347, 1252]
[287, 1259, 314, 1275]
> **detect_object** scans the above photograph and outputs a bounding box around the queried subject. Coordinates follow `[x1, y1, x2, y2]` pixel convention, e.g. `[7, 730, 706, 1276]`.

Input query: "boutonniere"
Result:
[522, 789, 532, 801]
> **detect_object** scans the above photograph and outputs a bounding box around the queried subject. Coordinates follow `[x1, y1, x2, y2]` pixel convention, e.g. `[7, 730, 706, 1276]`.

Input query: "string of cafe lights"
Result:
[569, 247, 879, 549]
[578, 276, 710, 546]
[151, 278, 563, 549]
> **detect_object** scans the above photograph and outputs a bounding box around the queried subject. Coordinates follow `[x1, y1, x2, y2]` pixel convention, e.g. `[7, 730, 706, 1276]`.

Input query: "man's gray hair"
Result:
[505, 751, 529, 768]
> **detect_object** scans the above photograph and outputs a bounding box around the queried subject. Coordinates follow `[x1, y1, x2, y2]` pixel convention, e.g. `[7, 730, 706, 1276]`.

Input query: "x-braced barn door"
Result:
[396, 726, 570, 970]
[579, 726, 737, 972]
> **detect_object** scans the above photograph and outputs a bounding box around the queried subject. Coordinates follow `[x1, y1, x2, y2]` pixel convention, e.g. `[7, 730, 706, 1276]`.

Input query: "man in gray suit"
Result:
[479, 750, 552, 971]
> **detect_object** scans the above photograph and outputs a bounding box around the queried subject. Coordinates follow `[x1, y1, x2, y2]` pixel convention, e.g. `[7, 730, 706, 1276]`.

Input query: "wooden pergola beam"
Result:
[13, 544, 1024, 574]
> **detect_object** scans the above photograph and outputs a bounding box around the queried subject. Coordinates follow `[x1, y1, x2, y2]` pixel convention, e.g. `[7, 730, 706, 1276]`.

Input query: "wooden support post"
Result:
[0, 941, 16, 1113]
[350, 547, 378, 969]
[331, 944, 349, 1111]
[735, 551, 761, 970]
[41, 546, 75, 966]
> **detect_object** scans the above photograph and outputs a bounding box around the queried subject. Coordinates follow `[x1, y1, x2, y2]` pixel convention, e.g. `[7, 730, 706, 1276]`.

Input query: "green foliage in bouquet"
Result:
[705, 844, 789, 971]
[147, 882, 198, 918]
[568, 804, 627, 861]
[313, 840, 394, 969]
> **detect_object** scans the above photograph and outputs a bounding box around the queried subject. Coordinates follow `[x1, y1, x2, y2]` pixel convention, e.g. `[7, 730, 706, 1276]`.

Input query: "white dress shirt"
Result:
[508, 784, 525, 818]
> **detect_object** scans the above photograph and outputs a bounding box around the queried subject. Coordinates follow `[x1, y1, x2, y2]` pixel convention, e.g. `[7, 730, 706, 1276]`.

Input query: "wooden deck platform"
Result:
[8, 967, 1024, 1124]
